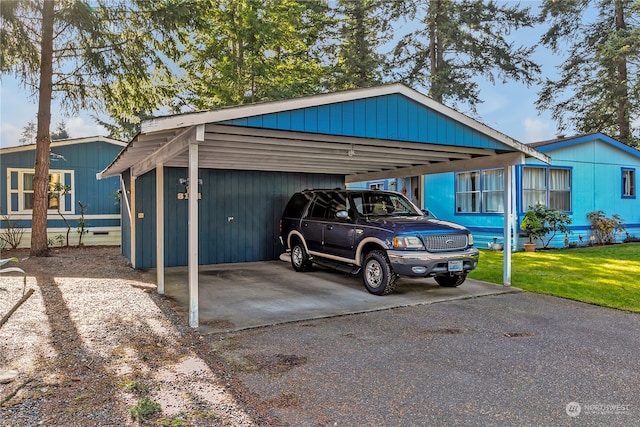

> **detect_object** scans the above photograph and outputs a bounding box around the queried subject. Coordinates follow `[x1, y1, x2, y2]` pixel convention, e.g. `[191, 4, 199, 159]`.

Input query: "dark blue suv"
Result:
[280, 189, 479, 295]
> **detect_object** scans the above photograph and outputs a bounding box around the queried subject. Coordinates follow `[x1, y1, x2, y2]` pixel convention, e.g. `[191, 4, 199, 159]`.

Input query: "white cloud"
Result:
[523, 118, 554, 143]
[65, 116, 107, 138]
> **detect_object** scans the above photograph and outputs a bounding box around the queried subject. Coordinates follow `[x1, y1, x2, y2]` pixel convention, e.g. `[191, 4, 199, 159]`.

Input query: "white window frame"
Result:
[622, 168, 636, 198]
[455, 170, 481, 213]
[521, 166, 572, 212]
[481, 168, 505, 213]
[455, 169, 505, 214]
[7, 168, 75, 214]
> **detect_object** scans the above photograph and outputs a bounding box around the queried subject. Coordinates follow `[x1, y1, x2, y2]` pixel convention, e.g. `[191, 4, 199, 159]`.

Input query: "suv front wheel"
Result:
[362, 250, 397, 295]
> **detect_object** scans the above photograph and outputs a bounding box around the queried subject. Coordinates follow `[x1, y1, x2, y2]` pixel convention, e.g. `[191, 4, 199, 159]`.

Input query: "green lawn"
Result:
[468, 243, 640, 313]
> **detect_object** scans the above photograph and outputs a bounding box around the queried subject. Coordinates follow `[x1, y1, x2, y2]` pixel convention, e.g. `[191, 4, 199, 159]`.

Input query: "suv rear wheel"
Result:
[362, 250, 397, 295]
[434, 274, 466, 287]
[291, 240, 312, 272]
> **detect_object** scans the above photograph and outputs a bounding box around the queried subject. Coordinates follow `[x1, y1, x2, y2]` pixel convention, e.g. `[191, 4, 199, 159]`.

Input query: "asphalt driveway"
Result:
[210, 292, 639, 426]
[153, 260, 639, 425]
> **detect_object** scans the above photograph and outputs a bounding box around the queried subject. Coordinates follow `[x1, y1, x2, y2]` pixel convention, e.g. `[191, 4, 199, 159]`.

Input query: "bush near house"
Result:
[521, 204, 572, 248]
[587, 210, 625, 244]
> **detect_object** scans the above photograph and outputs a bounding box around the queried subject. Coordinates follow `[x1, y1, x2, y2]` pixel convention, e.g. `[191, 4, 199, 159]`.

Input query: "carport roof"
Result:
[97, 83, 549, 181]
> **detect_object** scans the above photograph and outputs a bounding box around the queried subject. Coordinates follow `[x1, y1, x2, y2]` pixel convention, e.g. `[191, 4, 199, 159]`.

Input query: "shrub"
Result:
[129, 397, 161, 423]
[77, 201, 89, 246]
[587, 211, 625, 244]
[521, 204, 572, 248]
[520, 210, 544, 243]
[1, 215, 25, 249]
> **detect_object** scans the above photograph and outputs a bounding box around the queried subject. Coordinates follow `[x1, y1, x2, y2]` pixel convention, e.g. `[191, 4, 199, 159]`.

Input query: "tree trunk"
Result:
[30, 0, 55, 257]
[614, 0, 630, 142]
[428, 0, 443, 103]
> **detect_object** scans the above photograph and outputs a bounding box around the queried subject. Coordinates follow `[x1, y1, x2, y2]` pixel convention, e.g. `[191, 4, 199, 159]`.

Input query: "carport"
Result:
[98, 83, 549, 327]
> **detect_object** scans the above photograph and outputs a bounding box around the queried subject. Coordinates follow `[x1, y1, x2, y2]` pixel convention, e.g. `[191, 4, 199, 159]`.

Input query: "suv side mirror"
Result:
[335, 210, 350, 221]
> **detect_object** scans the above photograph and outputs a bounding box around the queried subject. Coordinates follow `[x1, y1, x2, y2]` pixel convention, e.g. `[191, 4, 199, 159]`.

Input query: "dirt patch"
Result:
[0, 246, 262, 426]
[247, 354, 307, 376]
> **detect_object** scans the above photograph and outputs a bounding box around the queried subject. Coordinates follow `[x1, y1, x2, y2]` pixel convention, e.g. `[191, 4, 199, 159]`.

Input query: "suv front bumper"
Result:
[387, 247, 479, 277]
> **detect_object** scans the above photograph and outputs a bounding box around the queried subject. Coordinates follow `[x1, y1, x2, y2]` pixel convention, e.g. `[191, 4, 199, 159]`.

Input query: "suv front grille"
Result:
[422, 234, 468, 252]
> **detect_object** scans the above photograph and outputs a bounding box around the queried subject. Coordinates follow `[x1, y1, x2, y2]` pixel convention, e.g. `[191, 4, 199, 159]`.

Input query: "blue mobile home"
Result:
[1, 136, 126, 248]
[422, 133, 640, 249]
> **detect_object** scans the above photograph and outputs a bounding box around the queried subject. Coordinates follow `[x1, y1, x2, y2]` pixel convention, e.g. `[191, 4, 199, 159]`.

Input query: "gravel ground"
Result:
[0, 246, 261, 426]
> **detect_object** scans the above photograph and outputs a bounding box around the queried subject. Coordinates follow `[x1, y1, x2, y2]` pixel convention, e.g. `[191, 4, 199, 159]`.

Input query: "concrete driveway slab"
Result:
[154, 260, 518, 333]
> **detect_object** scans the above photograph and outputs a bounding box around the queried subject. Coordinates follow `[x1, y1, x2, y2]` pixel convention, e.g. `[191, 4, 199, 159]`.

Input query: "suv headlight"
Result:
[393, 235, 425, 250]
[468, 233, 474, 246]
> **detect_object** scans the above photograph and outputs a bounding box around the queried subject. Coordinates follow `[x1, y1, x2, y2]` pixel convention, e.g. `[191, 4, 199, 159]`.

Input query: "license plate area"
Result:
[448, 260, 463, 272]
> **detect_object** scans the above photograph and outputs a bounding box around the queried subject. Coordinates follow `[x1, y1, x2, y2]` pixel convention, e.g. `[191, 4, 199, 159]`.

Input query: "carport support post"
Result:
[502, 161, 519, 286]
[131, 174, 137, 269]
[156, 163, 164, 294]
[188, 126, 203, 328]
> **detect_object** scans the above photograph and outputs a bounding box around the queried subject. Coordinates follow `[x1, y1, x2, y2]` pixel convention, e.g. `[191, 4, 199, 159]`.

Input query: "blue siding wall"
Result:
[224, 94, 512, 151]
[1, 140, 122, 228]
[529, 140, 640, 243]
[132, 168, 344, 268]
[423, 136, 640, 248]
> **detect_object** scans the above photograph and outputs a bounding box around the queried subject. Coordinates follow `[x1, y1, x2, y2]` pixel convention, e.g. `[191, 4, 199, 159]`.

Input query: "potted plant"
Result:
[520, 210, 544, 252]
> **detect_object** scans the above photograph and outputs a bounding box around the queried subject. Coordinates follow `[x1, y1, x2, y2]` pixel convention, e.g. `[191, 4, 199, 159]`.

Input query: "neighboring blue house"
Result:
[422, 133, 640, 249]
[1, 136, 126, 248]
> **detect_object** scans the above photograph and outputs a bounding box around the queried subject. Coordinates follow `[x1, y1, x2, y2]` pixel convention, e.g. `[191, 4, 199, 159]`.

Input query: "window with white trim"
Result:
[622, 168, 635, 198]
[7, 168, 74, 214]
[549, 168, 571, 211]
[455, 169, 505, 214]
[522, 166, 571, 211]
[456, 171, 480, 213]
[482, 169, 504, 213]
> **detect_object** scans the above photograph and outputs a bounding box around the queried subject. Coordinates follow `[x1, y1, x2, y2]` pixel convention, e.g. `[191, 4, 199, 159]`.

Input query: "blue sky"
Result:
[0, 1, 563, 149]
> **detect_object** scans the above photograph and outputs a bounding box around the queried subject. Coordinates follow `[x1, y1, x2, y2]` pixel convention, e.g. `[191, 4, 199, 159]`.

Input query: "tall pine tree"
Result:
[179, 0, 329, 109]
[0, 0, 182, 255]
[329, 0, 393, 90]
[537, 0, 640, 146]
[389, 0, 540, 113]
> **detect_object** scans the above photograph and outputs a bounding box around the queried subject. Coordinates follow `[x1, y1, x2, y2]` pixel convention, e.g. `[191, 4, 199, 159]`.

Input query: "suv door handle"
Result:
[326, 225, 333, 230]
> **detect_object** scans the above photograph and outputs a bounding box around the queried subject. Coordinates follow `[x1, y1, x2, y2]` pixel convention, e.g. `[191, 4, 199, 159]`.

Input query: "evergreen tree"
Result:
[537, 0, 640, 146]
[50, 120, 69, 140]
[1, 0, 183, 255]
[329, 0, 393, 90]
[389, 0, 540, 113]
[19, 120, 36, 145]
[180, 0, 330, 109]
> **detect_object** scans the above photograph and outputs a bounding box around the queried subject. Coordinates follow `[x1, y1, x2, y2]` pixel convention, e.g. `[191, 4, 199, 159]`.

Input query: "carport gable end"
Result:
[131, 83, 548, 179]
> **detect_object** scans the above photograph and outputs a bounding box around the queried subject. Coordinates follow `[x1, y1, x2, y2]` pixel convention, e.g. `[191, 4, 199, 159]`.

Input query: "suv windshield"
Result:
[350, 192, 421, 217]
